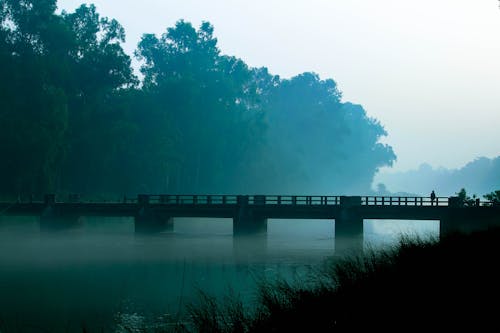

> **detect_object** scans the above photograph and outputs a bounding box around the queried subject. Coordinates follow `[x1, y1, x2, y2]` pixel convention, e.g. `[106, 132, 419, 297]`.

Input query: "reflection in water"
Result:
[0, 217, 437, 332]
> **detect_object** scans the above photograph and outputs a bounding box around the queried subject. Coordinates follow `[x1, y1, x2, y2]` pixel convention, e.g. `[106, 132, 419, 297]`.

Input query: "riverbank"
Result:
[187, 228, 500, 332]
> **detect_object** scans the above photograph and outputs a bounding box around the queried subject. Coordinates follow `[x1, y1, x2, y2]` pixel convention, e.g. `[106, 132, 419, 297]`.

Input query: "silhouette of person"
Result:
[430, 190, 436, 206]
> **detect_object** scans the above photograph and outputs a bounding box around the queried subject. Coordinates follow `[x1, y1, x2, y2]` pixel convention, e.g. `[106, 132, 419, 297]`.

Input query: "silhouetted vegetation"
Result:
[185, 229, 500, 332]
[0, 1, 395, 198]
[484, 190, 500, 206]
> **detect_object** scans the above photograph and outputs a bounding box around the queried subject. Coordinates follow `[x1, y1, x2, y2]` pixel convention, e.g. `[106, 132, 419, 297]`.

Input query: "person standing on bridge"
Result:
[430, 190, 436, 206]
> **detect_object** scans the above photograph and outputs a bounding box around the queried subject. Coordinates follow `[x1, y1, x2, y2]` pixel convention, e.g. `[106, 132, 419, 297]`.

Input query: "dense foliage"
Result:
[0, 1, 395, 198]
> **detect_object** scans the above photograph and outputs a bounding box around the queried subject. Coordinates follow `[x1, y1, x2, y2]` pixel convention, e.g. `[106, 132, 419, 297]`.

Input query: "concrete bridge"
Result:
[1, 194, 499, 252]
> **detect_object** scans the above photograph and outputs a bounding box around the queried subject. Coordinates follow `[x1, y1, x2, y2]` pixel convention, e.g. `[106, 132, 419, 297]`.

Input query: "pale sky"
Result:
[57, 0, 500, 172]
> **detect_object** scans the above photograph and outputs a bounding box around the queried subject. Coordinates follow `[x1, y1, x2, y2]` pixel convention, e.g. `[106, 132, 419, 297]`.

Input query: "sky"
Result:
[57, 0, 500, 172]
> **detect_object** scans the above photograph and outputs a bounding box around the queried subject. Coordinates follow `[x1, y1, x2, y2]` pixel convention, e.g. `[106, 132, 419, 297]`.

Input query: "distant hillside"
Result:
[374, 156, 500, 197]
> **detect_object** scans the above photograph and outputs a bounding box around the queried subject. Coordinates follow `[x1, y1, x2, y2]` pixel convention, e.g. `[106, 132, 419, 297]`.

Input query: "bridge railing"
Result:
[143, 195, 239, 205]
[5, 194, 497, 208]
[133, 195, 342, 206]
[361, 196, 449, 207]
[248, 195, 341, 205]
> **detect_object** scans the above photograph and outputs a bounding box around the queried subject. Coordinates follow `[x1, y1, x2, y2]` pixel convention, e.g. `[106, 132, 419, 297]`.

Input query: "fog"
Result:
[375, 156, 500, 197]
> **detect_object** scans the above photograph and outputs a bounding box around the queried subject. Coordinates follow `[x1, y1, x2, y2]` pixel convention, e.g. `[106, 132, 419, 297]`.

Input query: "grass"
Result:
[183, 229, 500, 332]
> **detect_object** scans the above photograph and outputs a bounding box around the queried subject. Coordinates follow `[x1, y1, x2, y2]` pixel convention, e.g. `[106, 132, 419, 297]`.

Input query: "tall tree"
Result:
[0, 0, 69, 195]
[60, 4, 136, 195]
[136, 20, 266, 193]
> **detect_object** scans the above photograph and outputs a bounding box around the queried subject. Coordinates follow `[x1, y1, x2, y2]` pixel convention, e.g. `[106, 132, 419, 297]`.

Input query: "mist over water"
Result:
[0, 216, 438, 331]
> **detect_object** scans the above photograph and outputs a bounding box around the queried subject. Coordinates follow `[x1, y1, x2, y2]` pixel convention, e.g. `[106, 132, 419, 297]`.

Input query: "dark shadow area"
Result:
[187, 228, 500, 332]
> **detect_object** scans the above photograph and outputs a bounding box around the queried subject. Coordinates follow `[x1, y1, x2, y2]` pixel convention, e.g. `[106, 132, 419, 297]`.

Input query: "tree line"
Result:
[376, 156, 500, 198]
[0, 1, 396, 198]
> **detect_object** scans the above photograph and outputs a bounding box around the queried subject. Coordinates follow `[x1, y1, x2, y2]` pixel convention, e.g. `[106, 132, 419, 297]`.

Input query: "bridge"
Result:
[1, 194, 499, 253]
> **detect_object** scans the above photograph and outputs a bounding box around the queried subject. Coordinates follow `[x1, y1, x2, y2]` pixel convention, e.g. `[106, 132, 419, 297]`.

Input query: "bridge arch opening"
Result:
[364, 219, 439, 249]
[267, 219, 334, 259]
[173, 217, 233, 236]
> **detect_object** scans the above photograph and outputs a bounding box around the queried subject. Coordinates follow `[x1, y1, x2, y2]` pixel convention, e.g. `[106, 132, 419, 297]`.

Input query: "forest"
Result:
[0, 1, 396, 198]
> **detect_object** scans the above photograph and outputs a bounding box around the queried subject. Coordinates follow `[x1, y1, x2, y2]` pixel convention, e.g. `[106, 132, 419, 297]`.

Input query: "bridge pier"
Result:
[335, 196, 364, 254]
[233, 195, 268, 236]
[39, 194, 83, 231]
[441, 200, 500, 237]
[134, 195, 174, 234]
[233, 196, 267, 260]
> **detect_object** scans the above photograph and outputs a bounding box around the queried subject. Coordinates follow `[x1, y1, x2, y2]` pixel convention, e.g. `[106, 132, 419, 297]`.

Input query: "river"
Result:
[0, 217, 438, 332]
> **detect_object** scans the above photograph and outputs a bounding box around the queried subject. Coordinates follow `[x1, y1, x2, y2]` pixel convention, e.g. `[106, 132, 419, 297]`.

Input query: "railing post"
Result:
[68, 194, 80, 203]
[237, 195, 249, 205]
[44, 194, 56, 205]
[278, 196, 282, 205]
[138, 195, 150, 206]
[254, 195, 266, 205]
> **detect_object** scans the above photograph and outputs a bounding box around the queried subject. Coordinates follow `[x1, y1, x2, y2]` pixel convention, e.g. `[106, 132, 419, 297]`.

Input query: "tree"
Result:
[0, 0, 69, 195]
[0, 2, 137, 197]
[136, 20, 266, 193]
[59, 4, 137, 195]
[483, 190, 500, 206]
[0, 10, 397, 197]
[456, 188, 478, 207]
[259, 73, 396, 194]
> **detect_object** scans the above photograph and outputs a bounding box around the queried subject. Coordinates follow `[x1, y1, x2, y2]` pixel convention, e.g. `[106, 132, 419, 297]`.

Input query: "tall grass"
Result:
[184, 229, 500, 332]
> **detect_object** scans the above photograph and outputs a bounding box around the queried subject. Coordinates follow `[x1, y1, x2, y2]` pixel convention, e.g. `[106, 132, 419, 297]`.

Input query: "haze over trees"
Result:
[376, 156, 500, 197]
[0, 0, 396, 198]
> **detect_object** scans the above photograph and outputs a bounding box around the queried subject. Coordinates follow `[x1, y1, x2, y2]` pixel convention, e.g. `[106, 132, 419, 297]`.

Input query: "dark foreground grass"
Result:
[186, 229, 500, 332]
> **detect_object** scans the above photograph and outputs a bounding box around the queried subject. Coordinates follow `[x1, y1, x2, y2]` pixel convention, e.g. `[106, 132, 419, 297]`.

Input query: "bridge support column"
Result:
[233, 196, 267, 236]
[40, 194, 82, 231]
[335, 196, 364, 255]
[233, 195, 267, 261]
[440, 201, 500, 238]
[134, 195, 174, 234]
[439, 196, 460, 238]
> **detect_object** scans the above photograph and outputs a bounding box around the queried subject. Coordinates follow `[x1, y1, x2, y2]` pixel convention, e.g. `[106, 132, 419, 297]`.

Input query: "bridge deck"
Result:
[0, 195, 497, 221]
